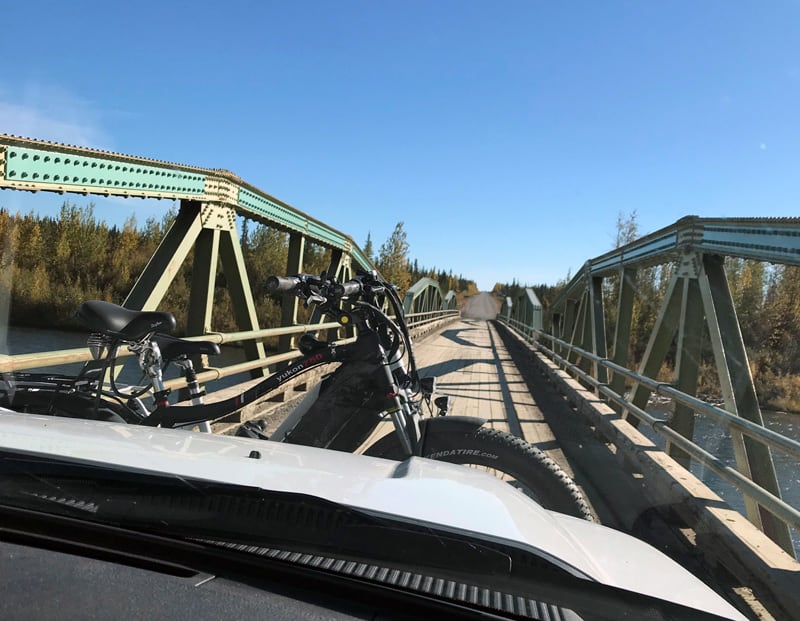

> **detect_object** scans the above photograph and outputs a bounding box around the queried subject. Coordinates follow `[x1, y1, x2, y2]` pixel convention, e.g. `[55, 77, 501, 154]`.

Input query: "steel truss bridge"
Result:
[0, 133, 457, 371]
[2, 134, 800, 619]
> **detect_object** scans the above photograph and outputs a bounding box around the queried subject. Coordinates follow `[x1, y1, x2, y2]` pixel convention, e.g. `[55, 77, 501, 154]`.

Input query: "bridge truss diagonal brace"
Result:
[124, 202, 205, 311]
[589, 276, 608, 385]
[609, 268, 637, 408]
[628, 272, 683, 422]
[558, 298, 578, 360]
[567, 290, 589, 368]
[619, 251, 792, 555]
[187, 228, 221, 337]
[669, 276, 703, 468]
[565, 275, 609, 392]
[699, 254, 793, 554]
[125, 200, 267, 377]
[218, 222, 267, 377]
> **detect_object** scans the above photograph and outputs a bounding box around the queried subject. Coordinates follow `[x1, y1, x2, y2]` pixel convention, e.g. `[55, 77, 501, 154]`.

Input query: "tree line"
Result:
[363, 223, 479, 302]
[494, 212, 800, 412]
[0, 203, 477, 337]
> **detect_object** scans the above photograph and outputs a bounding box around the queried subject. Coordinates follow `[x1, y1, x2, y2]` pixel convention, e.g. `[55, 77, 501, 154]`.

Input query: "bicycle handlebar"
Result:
[266, 275, 302, 293]
[333, 279, 363, 298]
[266, 273, 379, 305]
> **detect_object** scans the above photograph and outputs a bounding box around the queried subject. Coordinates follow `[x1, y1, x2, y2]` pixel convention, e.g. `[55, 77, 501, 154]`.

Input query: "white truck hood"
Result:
[0, 411, 744, 620]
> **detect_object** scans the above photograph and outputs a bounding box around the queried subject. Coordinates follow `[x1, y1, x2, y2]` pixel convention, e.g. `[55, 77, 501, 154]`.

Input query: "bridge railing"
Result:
[406, 309, 460, 329]
[0, 322, 338, 389]
[536, 216, 800, 557]
[498, 314, 800, 544]
[1, 307, 460, 393]
[0, 134, 461, 399]
[404, 309, 461, 340]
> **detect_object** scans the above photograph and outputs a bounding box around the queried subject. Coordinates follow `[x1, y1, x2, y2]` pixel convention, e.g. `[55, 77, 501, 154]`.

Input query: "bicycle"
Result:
[0, 271, 593, 520]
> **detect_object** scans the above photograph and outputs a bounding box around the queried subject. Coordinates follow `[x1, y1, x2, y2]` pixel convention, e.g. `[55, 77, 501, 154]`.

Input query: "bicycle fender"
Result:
[363, 415, 486, 459]
[420, 415, 486, 435]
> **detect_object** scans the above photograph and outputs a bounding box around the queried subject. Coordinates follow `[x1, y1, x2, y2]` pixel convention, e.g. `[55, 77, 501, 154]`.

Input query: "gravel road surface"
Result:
[461, 292, 501, 320]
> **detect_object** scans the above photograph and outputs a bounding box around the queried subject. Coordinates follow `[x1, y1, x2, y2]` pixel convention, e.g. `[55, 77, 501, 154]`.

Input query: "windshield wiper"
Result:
[0, 450, 559, 580]
[0, 450, 736, 621]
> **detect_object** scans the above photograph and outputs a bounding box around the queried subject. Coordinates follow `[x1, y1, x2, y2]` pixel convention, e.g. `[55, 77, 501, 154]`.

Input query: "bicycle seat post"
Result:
[175, 359, 205, 405]
[136, 337, 170, 408]
[173, 358, 212, 432]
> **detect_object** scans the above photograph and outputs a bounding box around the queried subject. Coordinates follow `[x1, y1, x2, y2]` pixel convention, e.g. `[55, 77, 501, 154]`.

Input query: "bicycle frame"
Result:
[3, 273, 447, 459]
[147, 308, 423, 456]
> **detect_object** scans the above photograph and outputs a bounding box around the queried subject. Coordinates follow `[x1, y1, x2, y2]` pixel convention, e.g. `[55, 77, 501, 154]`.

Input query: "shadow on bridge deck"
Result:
[406, 318, 772, 619]
[213, 314, 794, 618]
[415, 318, 574, 467]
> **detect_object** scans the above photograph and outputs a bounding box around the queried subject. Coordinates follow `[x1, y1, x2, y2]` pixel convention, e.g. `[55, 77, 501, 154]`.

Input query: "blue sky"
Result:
[1, 1, 799, 290]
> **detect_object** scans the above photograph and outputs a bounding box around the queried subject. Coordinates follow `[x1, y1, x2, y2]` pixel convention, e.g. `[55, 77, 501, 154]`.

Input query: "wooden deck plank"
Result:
[414, 320, 559, 444]
[215, 318, 572, 475]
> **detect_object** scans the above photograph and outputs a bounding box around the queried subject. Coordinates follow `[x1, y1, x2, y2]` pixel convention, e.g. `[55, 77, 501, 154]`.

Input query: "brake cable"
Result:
[383, 282, 419, 387]
[108, 337, 155, 400]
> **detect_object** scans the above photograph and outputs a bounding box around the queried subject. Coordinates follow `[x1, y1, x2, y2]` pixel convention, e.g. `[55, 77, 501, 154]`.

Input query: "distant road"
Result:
[461, 292, 501, 320]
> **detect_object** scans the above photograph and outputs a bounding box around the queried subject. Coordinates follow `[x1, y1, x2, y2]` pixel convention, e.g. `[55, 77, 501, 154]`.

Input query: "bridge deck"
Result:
[187, 314, 800, 617]
[358, 318, 578, 479]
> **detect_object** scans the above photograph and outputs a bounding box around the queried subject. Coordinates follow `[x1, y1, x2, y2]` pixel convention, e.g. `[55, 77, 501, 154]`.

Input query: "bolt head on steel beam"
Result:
[675, 252, 701, 279]
[200, 203, 237, 231]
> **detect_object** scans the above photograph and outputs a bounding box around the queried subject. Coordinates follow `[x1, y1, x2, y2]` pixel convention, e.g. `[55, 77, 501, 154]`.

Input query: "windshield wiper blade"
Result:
[0, 499, 735, 621]
[0, 450, 547, 580]
[0, 451, 736, 621]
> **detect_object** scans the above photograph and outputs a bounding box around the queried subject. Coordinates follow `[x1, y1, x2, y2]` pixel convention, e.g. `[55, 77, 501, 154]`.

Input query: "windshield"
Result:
[0, 446, 734, 621]
[1, 3, 797, 620]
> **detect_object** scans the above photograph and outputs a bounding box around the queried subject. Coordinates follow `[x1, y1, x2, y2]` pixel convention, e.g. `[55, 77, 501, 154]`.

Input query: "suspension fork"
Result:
[343, 313, 421, 457]
[378, 345, 421, 457]
[173, 359, 212, 432]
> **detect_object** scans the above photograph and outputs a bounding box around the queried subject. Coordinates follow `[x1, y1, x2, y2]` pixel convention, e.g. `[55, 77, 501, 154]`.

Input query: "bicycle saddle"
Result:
[298, 333, 328, 354]
[154, 333, 221, 361]
[76, 301, 177, 341]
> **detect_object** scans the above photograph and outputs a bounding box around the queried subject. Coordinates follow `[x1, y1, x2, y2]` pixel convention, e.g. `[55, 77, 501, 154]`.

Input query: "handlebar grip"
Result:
[266, 275, 301, 293]
[334, 279, 363, 298]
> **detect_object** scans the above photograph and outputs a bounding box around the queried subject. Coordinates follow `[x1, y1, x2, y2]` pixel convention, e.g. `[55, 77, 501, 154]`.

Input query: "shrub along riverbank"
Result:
[495, 270, 800, 414]
[3, 202, 796, 412]
[0, 202, 476, 343]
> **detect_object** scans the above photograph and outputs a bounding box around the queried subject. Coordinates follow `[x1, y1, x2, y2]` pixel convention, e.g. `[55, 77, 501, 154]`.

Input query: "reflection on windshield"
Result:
[3, 3, 799, 619]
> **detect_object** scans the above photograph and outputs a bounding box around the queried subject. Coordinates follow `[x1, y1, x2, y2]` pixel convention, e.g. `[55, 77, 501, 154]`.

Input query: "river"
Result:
[642, 403, 799, 541]
[3, 326, 799, 548]
[1, 325, 253, 391]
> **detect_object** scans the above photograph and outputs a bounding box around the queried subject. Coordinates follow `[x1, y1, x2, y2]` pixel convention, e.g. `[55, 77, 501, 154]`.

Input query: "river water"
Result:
[640, 403, 800, 546]
[3, 326, 799, 548]
[1, 326, 252, 391]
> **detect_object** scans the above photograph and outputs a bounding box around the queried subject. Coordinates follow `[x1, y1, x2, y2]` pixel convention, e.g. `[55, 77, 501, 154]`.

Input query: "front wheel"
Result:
[368, 426, 594, 521]
[2, 386, 135, 424]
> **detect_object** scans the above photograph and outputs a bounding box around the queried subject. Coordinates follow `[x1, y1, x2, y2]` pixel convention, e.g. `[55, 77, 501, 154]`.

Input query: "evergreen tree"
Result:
[377, 222, 411, 295]
[363, 232, 374, 265]
[0, 204, 481, 339]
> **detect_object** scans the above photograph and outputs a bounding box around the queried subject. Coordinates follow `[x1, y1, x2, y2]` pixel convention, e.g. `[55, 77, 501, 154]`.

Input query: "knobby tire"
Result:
[369, 426, 594, 521]
[3, 389, 135, 424]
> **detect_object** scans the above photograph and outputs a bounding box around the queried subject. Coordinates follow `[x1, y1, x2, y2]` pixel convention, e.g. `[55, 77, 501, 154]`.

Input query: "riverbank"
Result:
[667, 392, 800, 417]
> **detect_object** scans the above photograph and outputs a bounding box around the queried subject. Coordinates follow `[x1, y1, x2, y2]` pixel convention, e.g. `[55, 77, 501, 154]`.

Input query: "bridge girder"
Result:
[0, 134, 374, 270]
[402, 278, 457, 316]
[549, 218, 800, 556]
[500, 288, 543, 342]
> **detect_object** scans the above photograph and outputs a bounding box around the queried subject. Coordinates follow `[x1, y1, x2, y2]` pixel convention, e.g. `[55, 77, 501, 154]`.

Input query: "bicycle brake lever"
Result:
[306, 293, 327, 306]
